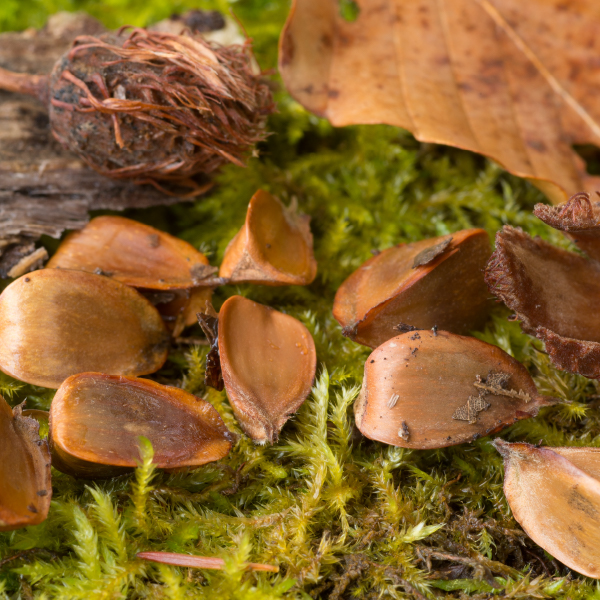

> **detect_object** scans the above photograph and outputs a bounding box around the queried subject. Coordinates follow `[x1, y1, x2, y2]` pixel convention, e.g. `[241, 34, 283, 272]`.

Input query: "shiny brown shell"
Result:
[0, 269, 169, 388]
[333, 229, 492, 349]
[47, 216, 217, 290]
[485, 226, 600, 378]
[0, 398, 52, 531]
[219, 190, 317, 285]
[49, 373, 234, 478]
[495, 440, 600, 579]
[354, 330, 554, 449]
[218, 295, 317, 443]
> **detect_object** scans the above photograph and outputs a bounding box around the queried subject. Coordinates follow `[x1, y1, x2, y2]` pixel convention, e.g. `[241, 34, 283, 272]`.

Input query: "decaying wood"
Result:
[0, 12, 226, 266]
[279, 0, 600, 204]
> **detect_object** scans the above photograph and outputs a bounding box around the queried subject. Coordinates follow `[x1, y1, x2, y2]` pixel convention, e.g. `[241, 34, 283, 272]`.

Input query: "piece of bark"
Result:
[534, 192, 600, 262]
[0, 12, 214, 257]
[485, 226, 600, 378]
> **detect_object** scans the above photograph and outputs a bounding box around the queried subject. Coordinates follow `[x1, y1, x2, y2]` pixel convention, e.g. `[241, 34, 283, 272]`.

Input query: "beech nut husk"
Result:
[47, 216, 218, 290]
[218, 295, 317, 443]
[495, 440, 600, 579]
[354, 330, 555, 449]
[0, 397, 52, 531]
[485, 225, 600, 378]
[219, 190, 317, 285]
[49, 373, 234, 478]
[0, 269, 169, 388]
[333, 229, 492, 349]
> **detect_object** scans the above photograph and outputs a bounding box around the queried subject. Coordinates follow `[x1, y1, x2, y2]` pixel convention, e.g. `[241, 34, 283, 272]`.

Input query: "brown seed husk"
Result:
[534, 192, 600, 262]
[47, 28, 273, 194]
[219, 190, 317, 285]
[49, 372, 234, 478]
[47, 216, 217, 290]
[0, 269, 169, 388]
[333, 229, 492, 349]
[354, 330, 554, 449]
[218, 295, 317, 443]
[495, 440, 600, 579]
[485, 225, 600, 378]
[0, 398, 52, 531]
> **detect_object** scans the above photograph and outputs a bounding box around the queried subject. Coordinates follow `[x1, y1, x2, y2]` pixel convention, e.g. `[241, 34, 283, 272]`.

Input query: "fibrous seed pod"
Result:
[0, 397, 52, 531]
[354, 330, 555, 449]
[485, 225, 600, 378]
[495, 440, 600, 579]
[534, 192, 600, 262]
[0, 269, 169, 388]
[0, 28, 273, 194]
[49, 372, 234, 478]
[218, 295, 317, 443]
[219, 190, 317, 285]
[333, 229, 492, 349]
[47, 216, 219, 289]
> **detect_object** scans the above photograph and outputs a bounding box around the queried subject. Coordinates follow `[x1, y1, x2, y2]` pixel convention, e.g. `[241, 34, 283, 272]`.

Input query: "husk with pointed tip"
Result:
[218, 295, 316, 443]
[219, 190, 317, 285]
[333, 229, 492, 349]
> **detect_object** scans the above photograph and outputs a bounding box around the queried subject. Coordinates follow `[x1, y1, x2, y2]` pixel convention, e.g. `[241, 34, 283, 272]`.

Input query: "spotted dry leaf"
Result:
[279, 0, 600, 203]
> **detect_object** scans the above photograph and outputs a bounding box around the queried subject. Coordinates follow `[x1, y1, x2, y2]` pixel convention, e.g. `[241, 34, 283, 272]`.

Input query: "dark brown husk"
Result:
[48, 28, 274, 194]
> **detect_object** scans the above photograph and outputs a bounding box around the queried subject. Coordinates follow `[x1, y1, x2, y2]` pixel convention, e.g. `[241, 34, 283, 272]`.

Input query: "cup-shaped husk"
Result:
[47, 216, 217, 290]
[0, 269, 169, 388]
[333, 229, 492, 349]
[218, 295, 317, 443]
[495, 440, 600, 579]
[354, 330, 554, 449]
[0, 398, 52, 531]
[534, 192, 600, 262]
[485, 226, 600, 378]
[49, 373, 234, 478]
[219, 190, 317, 286]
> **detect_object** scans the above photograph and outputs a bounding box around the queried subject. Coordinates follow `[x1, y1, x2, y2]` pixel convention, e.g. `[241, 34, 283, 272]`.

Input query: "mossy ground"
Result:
[2, 1, 600, 598]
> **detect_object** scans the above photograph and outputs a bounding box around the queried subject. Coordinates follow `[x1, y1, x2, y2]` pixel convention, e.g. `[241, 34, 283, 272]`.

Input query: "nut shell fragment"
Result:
[495, 440, 600, 579]
[0, 398, 52, 531]
[485, 226, 600, 378]
[0, 269, 169, 388]
[49, 373, 233, 478]
[47, 216, 217, 290]
[333, 229, 492, 349]
[219, 190, 317, 285]
[218, 295, 317, 443]
[354, 330, 553, 449]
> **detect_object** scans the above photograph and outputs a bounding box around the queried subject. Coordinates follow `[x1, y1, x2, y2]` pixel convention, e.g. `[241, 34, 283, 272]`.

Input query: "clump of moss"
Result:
[2, 2, 599, 599]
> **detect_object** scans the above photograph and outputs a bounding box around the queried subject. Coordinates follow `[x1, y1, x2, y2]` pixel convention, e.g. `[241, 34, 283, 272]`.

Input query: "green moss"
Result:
[1, 1, 599, 598]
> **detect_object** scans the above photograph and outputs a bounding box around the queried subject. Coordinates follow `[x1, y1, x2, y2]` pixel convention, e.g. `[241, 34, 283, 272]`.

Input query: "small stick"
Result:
[137, 551, 279, 572]
[0, 67, 49, 103]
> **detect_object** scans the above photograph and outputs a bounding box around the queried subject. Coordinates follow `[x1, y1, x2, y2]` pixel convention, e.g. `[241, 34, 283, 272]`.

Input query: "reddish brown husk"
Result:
[354, 330, 554, 449]
[534, 192, 600, 262]
[47, 216, 218, 290]
[485, 226, 600, 378]
[219, 190, 317, 285]
[333, 229, 492, 349]
[495, 440, 600, 579]
[50, 373, 234, 478]
[218, 295, 317, 443]
[1, 28, 273, 194]
[0, 398, 52, 531]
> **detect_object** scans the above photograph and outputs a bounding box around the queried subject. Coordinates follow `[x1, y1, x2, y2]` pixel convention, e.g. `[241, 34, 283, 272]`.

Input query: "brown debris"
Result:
[218, 295, 317, 443]
[354, 330, 554, 449]
[485, 225, 600, 378]
[50, 373, 233, 478]
[534, 191, 600, 261]
[219, 190, 317, 286]
[197, 302, 224, 392]
[333, 229, 492, 349]
[0, 269, 169, 388]
[0, 398, 52, 531]
[495, 440, 600, 579]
